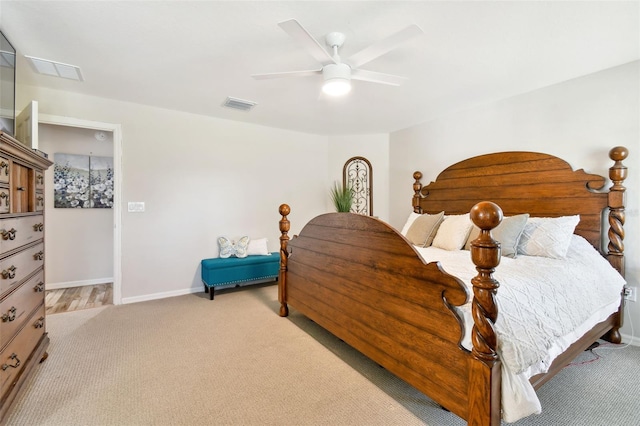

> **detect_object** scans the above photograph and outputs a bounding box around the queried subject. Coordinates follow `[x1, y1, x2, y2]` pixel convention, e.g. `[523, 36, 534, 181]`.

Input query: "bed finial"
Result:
[278, 204, 291, 317]
[607, 146, 628, 277]
[413, 171, 423, 213]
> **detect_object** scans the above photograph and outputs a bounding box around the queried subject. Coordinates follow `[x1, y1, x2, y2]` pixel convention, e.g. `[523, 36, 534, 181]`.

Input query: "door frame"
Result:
[39, 114, 123, 305]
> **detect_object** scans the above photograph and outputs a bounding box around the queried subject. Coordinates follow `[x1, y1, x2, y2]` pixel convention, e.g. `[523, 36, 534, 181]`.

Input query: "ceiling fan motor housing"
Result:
[323, 63, 351, 82]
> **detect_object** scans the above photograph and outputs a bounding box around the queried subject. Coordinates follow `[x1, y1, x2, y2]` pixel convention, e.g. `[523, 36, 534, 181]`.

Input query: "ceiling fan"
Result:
[252, 19, 424, 96]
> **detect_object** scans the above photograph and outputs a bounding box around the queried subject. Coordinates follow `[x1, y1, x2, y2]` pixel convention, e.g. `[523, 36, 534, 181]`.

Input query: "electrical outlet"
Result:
[624, 286, 637, 302]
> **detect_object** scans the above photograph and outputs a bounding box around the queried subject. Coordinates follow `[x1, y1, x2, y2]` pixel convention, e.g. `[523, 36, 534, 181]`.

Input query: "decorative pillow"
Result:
[517, 215, 580, 259]
[218, 236, 250, 258]
[400, 212, 421, 236]
[431, 214, 473, 251]
[405, 212, 445, 247]
[464, 213, 529, 258]
[247, 237, 270, 256]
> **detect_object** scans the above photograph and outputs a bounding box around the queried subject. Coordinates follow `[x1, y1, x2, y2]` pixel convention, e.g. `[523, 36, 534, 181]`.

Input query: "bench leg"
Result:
[203, 284, 214, 300]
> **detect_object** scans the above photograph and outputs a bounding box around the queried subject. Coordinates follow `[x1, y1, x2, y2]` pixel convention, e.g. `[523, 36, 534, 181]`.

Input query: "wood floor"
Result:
[45, 283, 113, 314]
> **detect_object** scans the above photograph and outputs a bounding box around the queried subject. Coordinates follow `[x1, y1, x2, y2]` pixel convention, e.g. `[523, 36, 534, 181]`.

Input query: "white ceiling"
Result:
[1, 1, 638, 135]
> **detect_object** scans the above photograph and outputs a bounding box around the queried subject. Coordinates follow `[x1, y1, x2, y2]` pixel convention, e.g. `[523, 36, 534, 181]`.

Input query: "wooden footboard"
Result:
[278, 202, 504, 425]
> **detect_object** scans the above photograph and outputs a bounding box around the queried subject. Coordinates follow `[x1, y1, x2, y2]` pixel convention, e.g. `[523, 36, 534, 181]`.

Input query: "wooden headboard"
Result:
[412, 147, 628, 275]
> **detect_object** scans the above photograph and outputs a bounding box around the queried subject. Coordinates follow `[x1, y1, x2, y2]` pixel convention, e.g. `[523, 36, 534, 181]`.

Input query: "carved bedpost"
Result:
[468, 201, 503, 426]
[607, 146, 628, 276]
[278, 204, 290, 317]
[606, 146, 628, 344]
[412, 171, 423, 213]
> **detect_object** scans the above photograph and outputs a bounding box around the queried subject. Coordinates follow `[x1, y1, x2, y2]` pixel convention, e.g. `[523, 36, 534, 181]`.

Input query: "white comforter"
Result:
[415, 235, 625, 422]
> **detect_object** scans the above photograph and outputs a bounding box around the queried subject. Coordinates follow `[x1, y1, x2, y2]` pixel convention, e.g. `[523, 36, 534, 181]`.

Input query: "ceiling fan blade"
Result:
[351, 69, 408, 86]
[278, 19, 336, 65]
[347, 25, 424, 69]
[251, 69, 322, 80]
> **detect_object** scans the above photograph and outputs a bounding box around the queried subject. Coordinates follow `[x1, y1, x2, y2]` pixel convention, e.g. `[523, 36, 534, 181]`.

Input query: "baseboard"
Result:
[46, 278, 114, 290]
[121, 287, 202, 305]
[620, 332, 640, 347]
[120, 279, 277, 305]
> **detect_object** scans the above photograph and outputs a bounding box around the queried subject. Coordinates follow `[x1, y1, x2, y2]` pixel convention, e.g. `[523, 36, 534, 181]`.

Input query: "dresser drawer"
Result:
[0, 304, 45, 397]
[0, 189, 8, 214]
[0, 216, 44, 254]
[0, 158, 8, 184]
[34, 170, 45, 191]
[0, 244, 44, 297]
[0, 272, 45, 349]
[35, 193, 44, 212]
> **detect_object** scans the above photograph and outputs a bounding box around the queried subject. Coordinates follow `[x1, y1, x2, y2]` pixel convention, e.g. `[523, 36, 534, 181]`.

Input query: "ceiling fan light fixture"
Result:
[323, 79, 351, 96]
[322, 63, 351, 97]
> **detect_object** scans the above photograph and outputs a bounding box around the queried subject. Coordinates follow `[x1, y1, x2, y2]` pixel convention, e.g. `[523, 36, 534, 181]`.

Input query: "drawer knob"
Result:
[1, 306, 16, 322]
[2, 353, 21, 371]
[1, 228, 16, 240]
[34, 316, 45, 329]
[0, 192, 8, 207]
[34, 282, 45, 292]
[33, 223, 44, 232]
[36, 174, 44, 185]
[0, 161, 7, 176]
[34, 251, 44, 261]
[2, 265, 16, 279]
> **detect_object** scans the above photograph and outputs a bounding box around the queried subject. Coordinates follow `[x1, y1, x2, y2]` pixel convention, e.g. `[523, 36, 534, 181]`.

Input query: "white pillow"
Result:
[400, 212, 421, 236]
[247, 237, 270, 256]
[517, 215, 580, 259]
[431, 214, 473, 251]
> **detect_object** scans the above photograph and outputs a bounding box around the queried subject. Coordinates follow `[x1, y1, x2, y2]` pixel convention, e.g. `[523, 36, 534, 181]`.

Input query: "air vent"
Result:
[223, 97, 257, 111]
[25, 55, 83, 81]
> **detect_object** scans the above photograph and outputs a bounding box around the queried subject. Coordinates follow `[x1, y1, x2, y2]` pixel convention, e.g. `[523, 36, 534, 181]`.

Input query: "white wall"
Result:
[327, 134, 390, 222]
[390, 61, 640, 344]
[18, 86, 329, 302]
[39, 124, 114, 288]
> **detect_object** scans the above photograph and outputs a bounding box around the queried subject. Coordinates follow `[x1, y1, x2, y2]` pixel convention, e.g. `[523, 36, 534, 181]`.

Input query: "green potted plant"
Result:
[330, 181, 353, 212]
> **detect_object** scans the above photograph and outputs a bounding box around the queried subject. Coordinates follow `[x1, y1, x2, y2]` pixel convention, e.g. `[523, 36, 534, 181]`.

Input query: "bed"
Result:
[276, 147, 628, 425]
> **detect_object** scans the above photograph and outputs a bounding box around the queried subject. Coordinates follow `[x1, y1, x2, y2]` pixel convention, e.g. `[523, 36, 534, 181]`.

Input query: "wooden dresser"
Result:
[0, 131, 53, 420]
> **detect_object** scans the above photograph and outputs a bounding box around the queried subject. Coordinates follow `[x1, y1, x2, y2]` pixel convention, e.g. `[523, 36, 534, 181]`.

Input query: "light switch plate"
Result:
[128, 202, 145, 212]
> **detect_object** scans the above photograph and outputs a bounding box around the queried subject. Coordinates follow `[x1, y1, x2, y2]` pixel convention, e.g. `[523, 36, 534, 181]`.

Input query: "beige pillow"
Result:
[405, 212, 445, 247]
[400, 212, 421, 236]
[432, 214, 473, 251]
[464, 213, 529, 258]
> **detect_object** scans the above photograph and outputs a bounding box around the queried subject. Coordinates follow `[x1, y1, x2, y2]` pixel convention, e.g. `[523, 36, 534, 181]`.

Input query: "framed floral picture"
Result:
[53, 153, 114, 208]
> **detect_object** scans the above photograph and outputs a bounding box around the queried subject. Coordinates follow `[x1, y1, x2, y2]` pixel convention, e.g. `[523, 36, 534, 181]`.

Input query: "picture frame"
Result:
[53, 153, 114, 208]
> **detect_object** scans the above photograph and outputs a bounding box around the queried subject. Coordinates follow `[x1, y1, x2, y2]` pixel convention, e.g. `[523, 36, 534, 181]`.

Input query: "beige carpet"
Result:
[4, 283, 639, 425]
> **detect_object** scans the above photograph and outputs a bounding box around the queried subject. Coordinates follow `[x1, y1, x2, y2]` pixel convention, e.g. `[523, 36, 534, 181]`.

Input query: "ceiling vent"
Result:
[223, 97, 257, 112]
[25, 55, 83, 81]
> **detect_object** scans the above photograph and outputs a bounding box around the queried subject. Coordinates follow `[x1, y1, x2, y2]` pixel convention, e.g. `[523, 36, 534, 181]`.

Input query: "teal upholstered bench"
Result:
[201, 253, 280, 300]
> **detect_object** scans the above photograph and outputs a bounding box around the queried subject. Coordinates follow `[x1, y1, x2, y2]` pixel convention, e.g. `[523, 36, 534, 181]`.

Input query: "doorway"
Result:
[39, 114, 122, 305]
